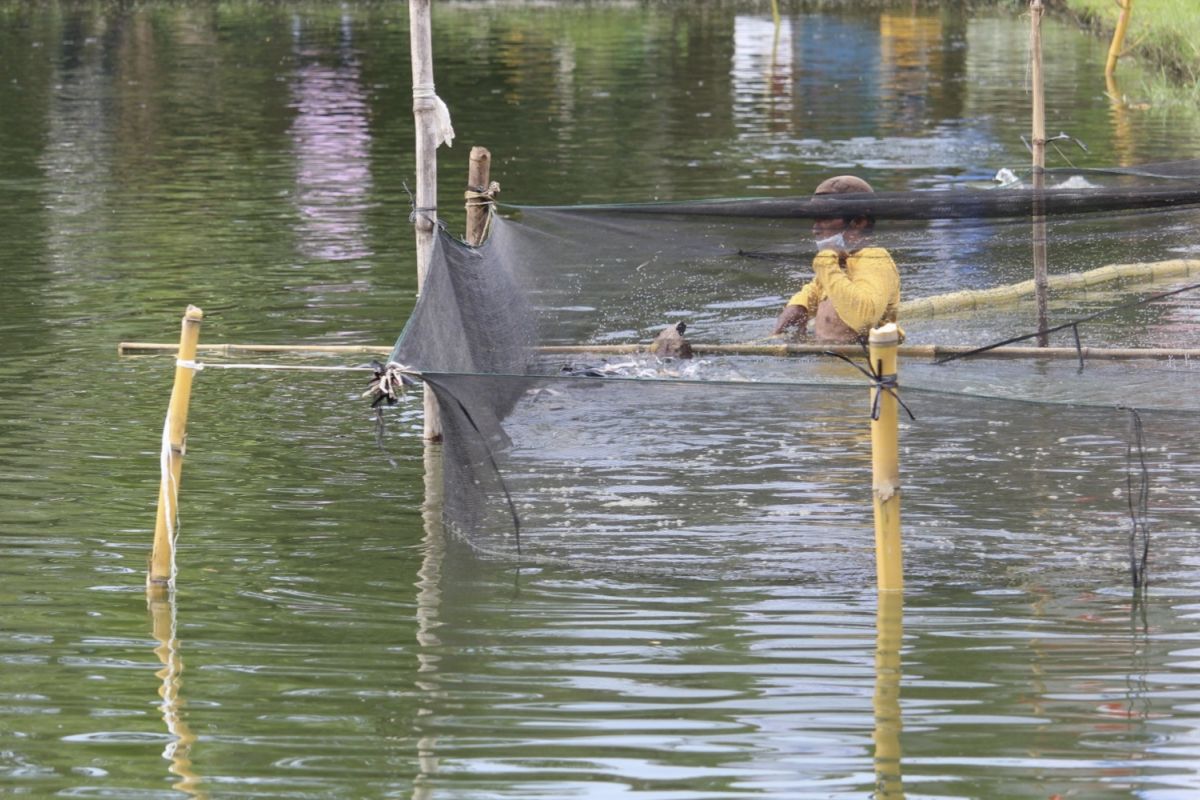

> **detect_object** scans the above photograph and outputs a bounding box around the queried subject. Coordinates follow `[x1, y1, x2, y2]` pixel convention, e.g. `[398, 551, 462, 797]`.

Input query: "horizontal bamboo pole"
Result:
[120, 340, 1200, 362]
[541, 343, 1200, 360]
[120, 258, 1200, 365]
[900, 258, 1200, 318]
[120, 342, 393, 357]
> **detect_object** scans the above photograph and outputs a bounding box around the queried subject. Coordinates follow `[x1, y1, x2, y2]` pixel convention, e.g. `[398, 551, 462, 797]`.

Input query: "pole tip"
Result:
[185, 305, 204, 321]
[869, 322, 900, 345]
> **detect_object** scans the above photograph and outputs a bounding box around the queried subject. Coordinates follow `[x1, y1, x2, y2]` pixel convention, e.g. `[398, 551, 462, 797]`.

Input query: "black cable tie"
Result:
[821, 347, 916, 422]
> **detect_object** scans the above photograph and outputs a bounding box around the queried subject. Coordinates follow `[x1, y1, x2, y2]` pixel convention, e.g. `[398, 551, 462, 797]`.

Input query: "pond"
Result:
[2, 2, 1200, 798]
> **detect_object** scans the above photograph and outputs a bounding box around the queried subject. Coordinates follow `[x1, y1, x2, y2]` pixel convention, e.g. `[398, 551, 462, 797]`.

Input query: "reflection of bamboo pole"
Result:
[873, 590, 905, 799]
[1105, 0, 1134, 79]
[1030, 1, 1049, 347]
[1105, 70, 1136, 167]
[149, 306, 203, 590]
[413, 443, 445, 800]
[149, 594, 207, 799]
[869, 324, 902, 593]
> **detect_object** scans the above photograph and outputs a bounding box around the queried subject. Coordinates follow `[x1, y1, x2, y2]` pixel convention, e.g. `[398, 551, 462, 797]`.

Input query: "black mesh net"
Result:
[392, 161, 1200, 582]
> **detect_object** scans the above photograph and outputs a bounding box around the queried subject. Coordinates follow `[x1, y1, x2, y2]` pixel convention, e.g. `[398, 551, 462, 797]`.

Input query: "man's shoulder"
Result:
[851, 246, 895, 265]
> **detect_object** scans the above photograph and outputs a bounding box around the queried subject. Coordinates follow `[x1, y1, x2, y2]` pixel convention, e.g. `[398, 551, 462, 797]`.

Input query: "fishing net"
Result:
[390, 161, 1200, 584]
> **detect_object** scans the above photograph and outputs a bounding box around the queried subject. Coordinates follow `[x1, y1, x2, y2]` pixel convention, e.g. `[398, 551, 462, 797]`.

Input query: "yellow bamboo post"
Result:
[1030, 0, 1050, 347]
[869, 324, 903, 592]
[148, 305, 203, 590]
[1105, 0, 1134, 78]
[465, 146, 493, 246]
[872, 589, 904, 798]
[410, 0, 442, 442]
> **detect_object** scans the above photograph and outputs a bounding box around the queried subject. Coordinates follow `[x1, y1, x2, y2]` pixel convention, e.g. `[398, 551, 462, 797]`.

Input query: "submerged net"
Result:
[391, 161, 1200, 584]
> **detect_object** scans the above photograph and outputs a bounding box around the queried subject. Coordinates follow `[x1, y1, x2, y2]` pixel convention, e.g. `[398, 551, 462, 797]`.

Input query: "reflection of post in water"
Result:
[148, 591, 206, 799]
[1105, 71, 1136, 167]
[413, 443, 445, 800]
[873, 591, 904, 799]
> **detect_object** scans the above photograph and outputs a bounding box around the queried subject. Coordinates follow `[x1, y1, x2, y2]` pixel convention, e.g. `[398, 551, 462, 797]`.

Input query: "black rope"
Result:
[1068, 322, 1083, 370]
[1125, 407, 1151, 592]
[372, 410, 400, 471]
[821, 341, 916, 422]
[934, 280, 1200, 365]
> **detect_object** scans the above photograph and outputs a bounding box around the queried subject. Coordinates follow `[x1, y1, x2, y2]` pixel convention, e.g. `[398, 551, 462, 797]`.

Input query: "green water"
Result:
[3, 2, 1200, 798]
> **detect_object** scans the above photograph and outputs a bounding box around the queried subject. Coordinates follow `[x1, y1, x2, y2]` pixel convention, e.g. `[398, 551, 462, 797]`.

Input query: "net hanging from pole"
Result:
[390, 160, 1200, 583]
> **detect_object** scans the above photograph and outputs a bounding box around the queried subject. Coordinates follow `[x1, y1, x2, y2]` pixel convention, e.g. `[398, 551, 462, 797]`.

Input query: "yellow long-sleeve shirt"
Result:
[786, 246, 900, 335]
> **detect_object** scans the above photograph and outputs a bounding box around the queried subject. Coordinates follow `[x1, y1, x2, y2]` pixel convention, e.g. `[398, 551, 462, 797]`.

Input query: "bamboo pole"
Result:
[540, 343, 1200, 361]
[410, 0, 442, 442]
[465, 146, 493, 246]
[1105, 0, 1134, 78]
[872, 590, 904, 798]
[118, 341, 1200, 362]
[148, 305, 203, 590]
[1030, 0, 1050, 347]
[120, 342, 392, 356]
[899, 257, 1200, 317]
[869, 324, 903, 593]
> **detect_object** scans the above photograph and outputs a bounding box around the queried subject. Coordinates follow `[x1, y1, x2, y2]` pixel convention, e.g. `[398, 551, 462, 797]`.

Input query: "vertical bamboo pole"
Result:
[872, 589, 904, 798]
[1105, 0, 1134, 79]
[869, 324, 903, 592]
[148, 305, 203, 590]
[1030, 0, 1050, 347]
[410, 0, 442, 441]
[464, 146, 492, 247]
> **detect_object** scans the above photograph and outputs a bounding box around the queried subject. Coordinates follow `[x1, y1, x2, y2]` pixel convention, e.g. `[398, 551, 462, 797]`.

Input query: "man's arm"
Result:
[772, 303, 808, 335]
[772, 279, 818, 335]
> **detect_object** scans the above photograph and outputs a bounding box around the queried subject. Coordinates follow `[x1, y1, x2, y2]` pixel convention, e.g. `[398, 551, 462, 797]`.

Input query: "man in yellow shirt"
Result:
[771, 176, 899, 343]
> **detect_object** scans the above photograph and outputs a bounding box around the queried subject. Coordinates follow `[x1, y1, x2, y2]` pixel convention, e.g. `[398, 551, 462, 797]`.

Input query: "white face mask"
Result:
[815, 231, 846, 252]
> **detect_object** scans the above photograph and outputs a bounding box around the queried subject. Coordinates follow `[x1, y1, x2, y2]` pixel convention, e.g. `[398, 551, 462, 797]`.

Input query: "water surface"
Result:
[3, 2, 1200, 798]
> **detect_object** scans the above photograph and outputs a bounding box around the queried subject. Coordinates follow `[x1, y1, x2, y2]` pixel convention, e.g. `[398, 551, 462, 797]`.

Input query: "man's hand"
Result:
[772, 304, 808, 337]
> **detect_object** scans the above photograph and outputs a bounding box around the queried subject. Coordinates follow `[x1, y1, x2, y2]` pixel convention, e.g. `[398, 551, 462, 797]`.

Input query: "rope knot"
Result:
[822, 346, 915, 422]
[363, 361, 421, 408]
[465, 180, 501, 207]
